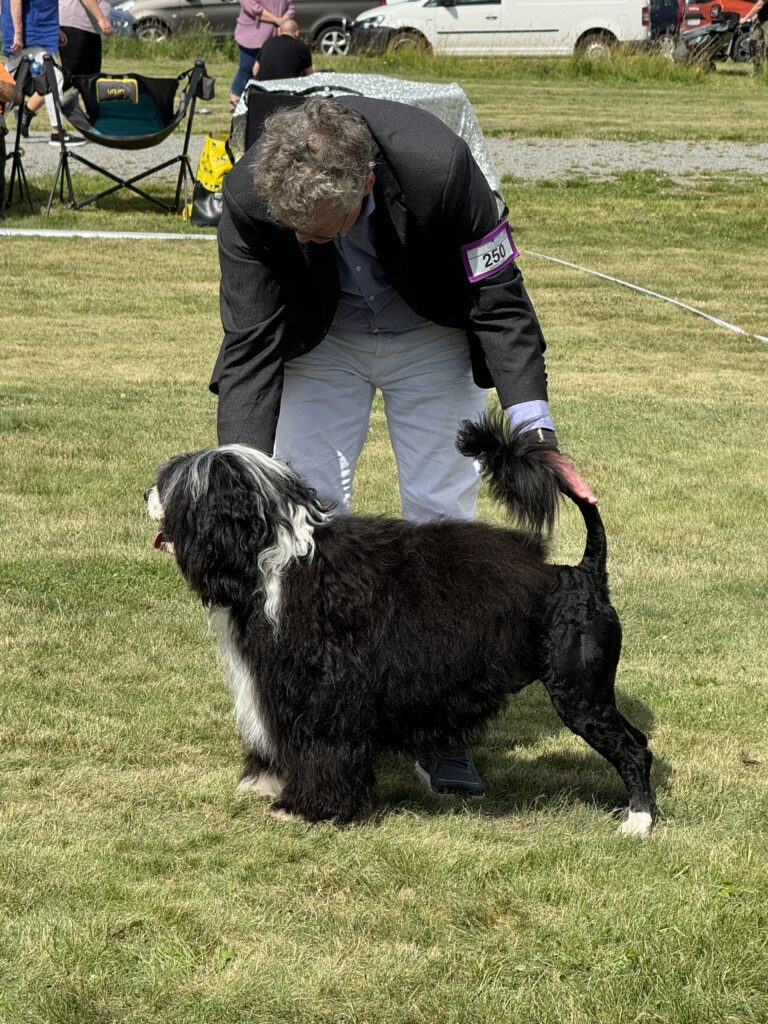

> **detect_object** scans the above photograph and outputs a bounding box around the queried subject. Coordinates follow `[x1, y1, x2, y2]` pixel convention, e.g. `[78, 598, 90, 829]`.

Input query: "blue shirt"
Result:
[331, 191, 427, 335]
[1, 0, 60, 56]
[330, 190, 555, 435]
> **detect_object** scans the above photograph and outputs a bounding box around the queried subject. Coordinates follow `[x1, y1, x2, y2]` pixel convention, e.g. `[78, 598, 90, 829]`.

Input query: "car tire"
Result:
[576, 31, 617, 56]
[314, 24, 349, 56]
[388, 30, 430, 53]
[136, 18, 172, 42]
[657, 31, 677, 60]
[731, 26, 752, 63]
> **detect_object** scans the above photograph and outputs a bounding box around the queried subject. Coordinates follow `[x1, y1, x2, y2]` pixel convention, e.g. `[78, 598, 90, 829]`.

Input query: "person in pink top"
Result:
[230, 0, 294, 110]
[58, 0, 113, 87]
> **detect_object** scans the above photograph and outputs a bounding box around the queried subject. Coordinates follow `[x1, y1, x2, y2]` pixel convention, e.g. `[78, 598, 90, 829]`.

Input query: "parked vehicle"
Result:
[682, 0, 753, 59]
[111, 0, 378, 53]
[349, 0, 652, 56]
[673, 8, 744, 62]
[107, 0, 138, 34]
[650, 0, 683, 37]
[649, 0, 683, 55]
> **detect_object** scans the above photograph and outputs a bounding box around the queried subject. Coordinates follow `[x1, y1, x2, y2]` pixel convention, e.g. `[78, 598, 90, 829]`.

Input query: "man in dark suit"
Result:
[212, 97, 596, 797]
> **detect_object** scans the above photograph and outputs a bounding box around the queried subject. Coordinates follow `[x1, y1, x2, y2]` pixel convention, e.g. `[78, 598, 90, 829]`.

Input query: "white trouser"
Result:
[274, 322, 488, 523]
[6, 46, 64, 129]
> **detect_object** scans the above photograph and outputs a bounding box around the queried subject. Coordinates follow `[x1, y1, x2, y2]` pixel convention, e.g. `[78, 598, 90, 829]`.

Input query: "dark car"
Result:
[682, 0, 753, 59]
[650, 0, 684, 36]
[111, 0, 378, 54]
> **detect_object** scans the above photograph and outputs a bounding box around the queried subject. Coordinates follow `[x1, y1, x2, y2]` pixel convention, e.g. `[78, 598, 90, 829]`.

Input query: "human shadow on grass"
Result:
[375, 681, 669, 822]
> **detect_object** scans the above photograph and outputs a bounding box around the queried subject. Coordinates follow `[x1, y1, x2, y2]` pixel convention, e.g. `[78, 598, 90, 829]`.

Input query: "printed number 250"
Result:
[482, 243, 506, 268]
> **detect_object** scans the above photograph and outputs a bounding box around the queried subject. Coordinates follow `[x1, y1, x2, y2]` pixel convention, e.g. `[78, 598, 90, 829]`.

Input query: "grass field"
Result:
[2, 48, 768, 1024]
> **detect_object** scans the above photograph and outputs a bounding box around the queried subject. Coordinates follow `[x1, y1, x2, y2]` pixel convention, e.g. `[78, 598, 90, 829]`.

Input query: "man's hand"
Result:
[98, 15, 113, 33]
[549, 451, 598, 504]
[11, 31, 23, 52]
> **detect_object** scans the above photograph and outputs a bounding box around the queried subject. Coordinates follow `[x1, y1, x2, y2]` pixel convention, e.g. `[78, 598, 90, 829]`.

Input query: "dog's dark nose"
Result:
[144, 489, 151, 502]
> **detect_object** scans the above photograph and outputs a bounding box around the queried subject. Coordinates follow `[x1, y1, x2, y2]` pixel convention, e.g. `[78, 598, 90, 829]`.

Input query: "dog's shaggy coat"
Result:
[146, 417, 655, 834]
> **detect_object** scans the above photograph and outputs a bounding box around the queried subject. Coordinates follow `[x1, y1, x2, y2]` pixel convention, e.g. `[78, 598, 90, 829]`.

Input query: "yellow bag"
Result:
[196, 131, 233, 192]
[185, 132, 233, 226]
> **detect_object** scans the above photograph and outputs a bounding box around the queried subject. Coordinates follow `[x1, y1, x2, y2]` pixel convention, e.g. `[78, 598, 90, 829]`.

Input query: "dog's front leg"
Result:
[236, 751, 285, 799]
[271, 742, 376, 824]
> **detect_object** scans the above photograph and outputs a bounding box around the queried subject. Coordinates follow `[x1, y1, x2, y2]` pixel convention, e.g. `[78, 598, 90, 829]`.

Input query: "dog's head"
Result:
[145, 445, 331, 615]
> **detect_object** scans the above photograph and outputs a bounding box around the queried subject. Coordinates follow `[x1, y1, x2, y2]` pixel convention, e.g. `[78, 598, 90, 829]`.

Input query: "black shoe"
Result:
[19, 105, 37, 138]
[49, 131, 86, 148]
[415, 749, 486, 798]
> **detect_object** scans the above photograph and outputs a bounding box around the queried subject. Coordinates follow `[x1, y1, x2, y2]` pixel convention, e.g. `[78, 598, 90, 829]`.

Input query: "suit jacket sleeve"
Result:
[441, 139, 550, 409]
[212, 189, 287, 453]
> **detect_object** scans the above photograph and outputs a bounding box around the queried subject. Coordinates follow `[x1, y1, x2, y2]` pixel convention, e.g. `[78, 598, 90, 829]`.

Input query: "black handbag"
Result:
[189, 180, 224, 227]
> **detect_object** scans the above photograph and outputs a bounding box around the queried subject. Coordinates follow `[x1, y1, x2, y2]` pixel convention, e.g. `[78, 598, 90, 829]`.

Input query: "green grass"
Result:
[1, 159, 767, 1022]
[88, 37, 768, 141]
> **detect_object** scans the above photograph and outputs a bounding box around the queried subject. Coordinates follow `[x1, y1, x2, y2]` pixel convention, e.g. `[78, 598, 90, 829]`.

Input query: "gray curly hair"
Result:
[251, 99, 376, 228]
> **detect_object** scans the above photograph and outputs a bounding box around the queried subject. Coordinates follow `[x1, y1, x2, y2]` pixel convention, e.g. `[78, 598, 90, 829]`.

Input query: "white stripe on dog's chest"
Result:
[216, 611, 274, 760]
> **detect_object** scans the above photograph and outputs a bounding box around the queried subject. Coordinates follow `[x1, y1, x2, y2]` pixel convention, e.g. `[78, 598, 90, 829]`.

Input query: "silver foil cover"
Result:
[230, 72, 500, 195]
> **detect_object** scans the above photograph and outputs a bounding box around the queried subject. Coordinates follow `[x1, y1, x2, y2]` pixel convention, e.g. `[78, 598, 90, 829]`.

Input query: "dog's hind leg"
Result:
[543, 674, 655, 834]
[541, 621, 655, 835]
[236, 751, 285, 799]
[271, 742, 376, 824]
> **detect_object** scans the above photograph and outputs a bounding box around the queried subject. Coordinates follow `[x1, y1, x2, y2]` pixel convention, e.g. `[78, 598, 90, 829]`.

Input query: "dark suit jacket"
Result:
[211, 96, 550, 452]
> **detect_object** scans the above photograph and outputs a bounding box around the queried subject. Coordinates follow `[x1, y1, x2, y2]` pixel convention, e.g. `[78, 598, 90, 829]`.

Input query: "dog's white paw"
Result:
[269, 806, 303, 823]
[617, 810, 653, 837]
[236, 772, 284, 799]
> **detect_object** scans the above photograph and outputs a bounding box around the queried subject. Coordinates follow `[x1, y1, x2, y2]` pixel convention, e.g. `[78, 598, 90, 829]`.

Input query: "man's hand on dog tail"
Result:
[549, 452, 598, 504]
[504, 404, 598, 505]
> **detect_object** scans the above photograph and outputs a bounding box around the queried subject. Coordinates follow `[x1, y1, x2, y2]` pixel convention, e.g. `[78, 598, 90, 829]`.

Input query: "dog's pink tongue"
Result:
[153, 531, 164, 550]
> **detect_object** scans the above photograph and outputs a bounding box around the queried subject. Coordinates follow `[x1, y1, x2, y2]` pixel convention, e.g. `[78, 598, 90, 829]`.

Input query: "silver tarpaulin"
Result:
[231, 72, 501, 196]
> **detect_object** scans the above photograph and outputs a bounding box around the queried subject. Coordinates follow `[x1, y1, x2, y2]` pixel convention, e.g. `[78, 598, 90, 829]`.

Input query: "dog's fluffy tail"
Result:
[457, 411, 607, 574]
[457, 411, 563, 534]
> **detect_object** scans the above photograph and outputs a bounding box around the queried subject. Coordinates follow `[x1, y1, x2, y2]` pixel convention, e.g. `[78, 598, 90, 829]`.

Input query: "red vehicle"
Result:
[683, 0, 754, 59]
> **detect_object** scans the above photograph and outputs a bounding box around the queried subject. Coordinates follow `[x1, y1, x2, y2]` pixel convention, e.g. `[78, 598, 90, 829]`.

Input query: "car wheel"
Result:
[315, 24, 349, 56]
[388, 30, 430, 53]
[731, 26, 752, 63]
[658, 31, 677, 60]
[576, 31, 617, 57]
[136, 18, 171, 42]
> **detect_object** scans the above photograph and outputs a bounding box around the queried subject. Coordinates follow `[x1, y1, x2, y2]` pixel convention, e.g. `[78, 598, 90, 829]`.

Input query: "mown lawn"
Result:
[1, 51, 767, 1024]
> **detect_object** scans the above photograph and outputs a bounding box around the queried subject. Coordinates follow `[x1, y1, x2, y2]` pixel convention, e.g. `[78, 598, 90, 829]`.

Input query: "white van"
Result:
[349, 0, 651, 56]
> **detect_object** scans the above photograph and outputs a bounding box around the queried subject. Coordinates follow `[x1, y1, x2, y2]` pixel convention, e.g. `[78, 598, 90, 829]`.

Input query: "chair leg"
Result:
[5, 120, 35, 213]
[46, 148, 76, 215]
[172, 153, 196, 213]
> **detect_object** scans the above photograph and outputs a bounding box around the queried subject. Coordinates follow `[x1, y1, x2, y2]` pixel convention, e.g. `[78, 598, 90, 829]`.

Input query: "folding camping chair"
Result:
[43, 55, 213, 214]
[4, 56, 40, 213]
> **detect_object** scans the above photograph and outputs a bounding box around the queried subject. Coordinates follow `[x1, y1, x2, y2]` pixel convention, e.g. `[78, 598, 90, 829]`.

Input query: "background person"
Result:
[212, 98, 597, 799]
[229, 0, 293, 111]
[58, 0, 112, 90]
[252, 18, 314, 81]
[740, 0, 767, 68]
[1, 0, 85, 145]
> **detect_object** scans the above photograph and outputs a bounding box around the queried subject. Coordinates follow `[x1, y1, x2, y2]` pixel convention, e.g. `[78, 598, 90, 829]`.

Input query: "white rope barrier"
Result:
[0, 228, 216, 241]
[524, 250, 768, 346]
[2, 228, 764, 345]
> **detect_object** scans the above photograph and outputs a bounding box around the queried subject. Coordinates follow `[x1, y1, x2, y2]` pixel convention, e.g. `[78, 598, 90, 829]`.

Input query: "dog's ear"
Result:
[162, 455, 273, 607]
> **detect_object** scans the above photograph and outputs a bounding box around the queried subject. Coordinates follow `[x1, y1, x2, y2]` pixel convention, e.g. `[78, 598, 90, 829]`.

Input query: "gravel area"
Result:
[15, 131, 208, 183]
[14, 129, 768, 183]
[487, 137, 768, 182]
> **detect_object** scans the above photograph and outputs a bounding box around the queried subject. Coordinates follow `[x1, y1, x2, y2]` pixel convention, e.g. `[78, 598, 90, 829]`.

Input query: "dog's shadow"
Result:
[377, 683, 669, 819]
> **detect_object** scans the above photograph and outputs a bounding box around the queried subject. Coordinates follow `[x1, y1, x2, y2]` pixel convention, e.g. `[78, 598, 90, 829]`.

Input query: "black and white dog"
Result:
[145, 416, 655, 834]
